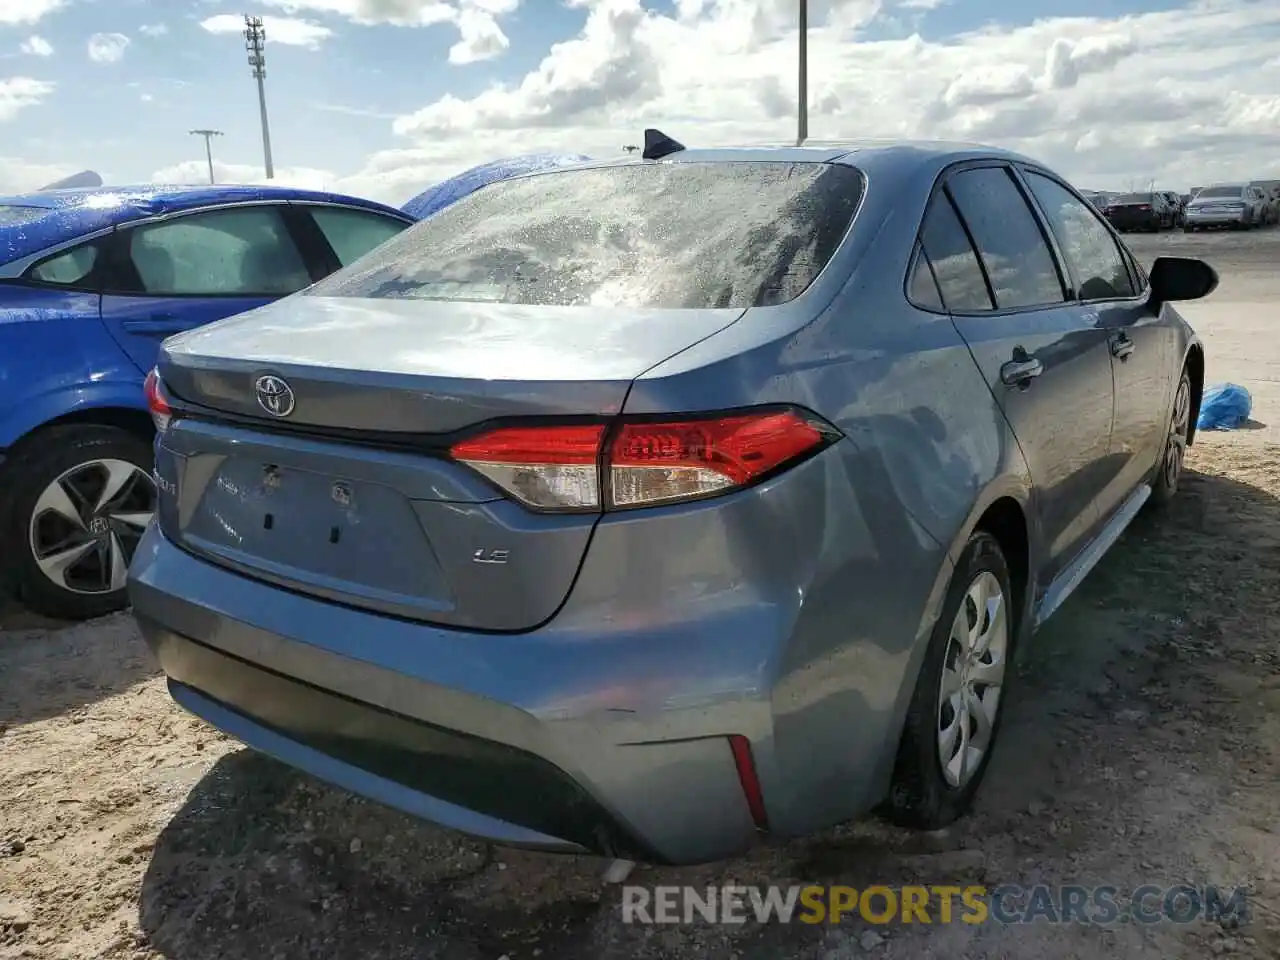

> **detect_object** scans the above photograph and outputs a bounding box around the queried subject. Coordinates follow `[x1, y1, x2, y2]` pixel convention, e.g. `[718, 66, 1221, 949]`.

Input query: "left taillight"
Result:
[144, 367, 172, 433]
[448, 407, 839, 513]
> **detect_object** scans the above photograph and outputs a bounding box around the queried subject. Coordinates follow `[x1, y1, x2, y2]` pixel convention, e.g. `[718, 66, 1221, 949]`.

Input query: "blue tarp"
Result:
[401, 153, 593, 220]
[1197, 383, 1253, 431]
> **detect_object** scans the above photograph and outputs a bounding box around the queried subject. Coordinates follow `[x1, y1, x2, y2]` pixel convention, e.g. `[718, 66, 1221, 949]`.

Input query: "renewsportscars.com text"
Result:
[620, 884, 1250, 926]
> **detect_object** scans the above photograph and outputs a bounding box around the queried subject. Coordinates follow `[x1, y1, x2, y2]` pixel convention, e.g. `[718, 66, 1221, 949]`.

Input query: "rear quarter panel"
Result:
[619, 151, 1038, 832]
[0, 286, 144, 449]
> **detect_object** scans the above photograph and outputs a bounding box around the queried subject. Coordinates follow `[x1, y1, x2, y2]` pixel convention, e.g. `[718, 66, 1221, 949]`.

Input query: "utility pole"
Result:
[189, 129, 223, 184]
[797, 0, 808, 146]
[244, 15, 274, 179]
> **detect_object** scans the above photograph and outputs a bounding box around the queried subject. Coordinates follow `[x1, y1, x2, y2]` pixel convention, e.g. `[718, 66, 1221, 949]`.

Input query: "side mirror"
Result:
[1148, 256, 1218, 305]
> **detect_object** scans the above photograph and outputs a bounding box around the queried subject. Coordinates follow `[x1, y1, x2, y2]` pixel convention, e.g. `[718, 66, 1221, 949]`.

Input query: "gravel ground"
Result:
[3, 229, 1280, 960]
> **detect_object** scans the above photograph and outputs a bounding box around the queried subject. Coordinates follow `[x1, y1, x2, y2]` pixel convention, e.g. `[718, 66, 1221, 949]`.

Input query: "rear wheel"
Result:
[1, 424, 156, 620]
[883, 532, 1015, 829]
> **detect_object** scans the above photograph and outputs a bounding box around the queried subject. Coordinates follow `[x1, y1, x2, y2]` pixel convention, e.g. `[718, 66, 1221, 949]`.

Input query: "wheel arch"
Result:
[1184, 342, 1204, 446]
[868, 481, 1036, 803]
[0, 384, 154, 456]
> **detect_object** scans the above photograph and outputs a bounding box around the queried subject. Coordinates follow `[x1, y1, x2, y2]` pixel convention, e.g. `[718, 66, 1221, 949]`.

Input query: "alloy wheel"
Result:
[1164, 377, 1191, 490]
[28, 458, 156, 596]
[937, 570, 1008, 789]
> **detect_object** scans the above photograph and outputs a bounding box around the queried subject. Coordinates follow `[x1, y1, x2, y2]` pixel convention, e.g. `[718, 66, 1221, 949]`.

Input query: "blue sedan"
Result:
[0, 184, 414, 620]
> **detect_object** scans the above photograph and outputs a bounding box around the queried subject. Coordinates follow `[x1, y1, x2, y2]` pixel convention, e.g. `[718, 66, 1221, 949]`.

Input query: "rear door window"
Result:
[303, 161, 866, 309]
[119, 206, 312, 296]
[307, 206, 410, 267]
[945, 166, 1066, 311]
[24, 242, 101, 288]
[918, 193, 993, 311]
[0, 205, 47, 228]
[1023, 172, 1134, 301]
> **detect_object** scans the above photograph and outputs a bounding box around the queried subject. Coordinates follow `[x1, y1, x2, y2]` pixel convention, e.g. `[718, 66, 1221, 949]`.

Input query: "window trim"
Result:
[295, 202, 416, 274]
[1016, 163, 1152, 307]
[287, 198, 415, 227]
[102, 201, 320, 300]
[0, 224, 117, 282]
[303, 160, 872, 311]
[946, 161, 1071, 314]
[906, 242, 947, 314]
[906, 158, 1074, 318]
[15, 237, 108, 293]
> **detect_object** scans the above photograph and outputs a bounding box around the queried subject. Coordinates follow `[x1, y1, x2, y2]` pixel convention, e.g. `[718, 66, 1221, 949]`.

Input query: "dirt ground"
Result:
[4, 229, 1280, 960]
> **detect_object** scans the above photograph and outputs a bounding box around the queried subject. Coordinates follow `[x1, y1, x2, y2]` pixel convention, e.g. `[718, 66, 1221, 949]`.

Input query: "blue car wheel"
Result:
[1, 423, 156, 621]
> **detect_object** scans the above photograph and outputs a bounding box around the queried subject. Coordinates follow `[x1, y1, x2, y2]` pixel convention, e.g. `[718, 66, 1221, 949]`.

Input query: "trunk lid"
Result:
[154, 295, 746, 632]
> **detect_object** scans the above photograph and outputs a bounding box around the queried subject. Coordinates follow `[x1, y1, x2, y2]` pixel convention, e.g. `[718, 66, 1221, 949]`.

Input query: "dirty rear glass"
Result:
[304, 161, 865, 309]
[0, 205, 48, 228]
[1196, 186, 1244, 199]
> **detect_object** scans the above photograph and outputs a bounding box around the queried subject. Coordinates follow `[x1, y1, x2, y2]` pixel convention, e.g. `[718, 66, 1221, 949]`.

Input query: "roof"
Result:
[403, 153, 593, 220]
[0, 182, 410, 268]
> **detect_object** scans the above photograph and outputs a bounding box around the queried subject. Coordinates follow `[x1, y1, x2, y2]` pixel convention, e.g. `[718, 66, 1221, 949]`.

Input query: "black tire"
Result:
[882, 531, 1017, 830]
[1148, 368, 1192, 509]
[0, 424, 155, 621]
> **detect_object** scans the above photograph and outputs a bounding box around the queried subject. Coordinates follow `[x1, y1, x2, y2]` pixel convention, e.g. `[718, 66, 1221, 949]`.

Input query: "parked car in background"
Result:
[1101, 192, 1174, 231]
[1183, 183, 1260, 231]
[1159, 191, 1185, 226]
[402, 153, 593, 220]
[131, 136, 1213, 866]
[1081, 190, 1109, 211]
[1251, 182, 1280, 225]
[0, 184, 415, 620]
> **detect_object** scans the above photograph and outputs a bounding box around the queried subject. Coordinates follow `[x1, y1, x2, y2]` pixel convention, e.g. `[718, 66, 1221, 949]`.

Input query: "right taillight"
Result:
[144, 367, 172, 433]
[449, 407, 838, 513]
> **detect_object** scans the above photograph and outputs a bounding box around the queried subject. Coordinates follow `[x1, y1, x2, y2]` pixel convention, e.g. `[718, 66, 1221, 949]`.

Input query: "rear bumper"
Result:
[150, 629, 659, 859]
[1185, 211, 1248, 226]
[129, 522, 772, 865]
[129, 439, 949, 864]
[1105, 213, 1160, 230]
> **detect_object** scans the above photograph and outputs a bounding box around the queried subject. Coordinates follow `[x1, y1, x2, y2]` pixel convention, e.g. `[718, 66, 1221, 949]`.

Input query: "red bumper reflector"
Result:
[728, 734, 769, 831]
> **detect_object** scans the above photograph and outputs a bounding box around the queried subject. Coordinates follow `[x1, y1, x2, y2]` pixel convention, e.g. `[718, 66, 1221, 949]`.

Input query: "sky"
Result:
[0, 0, 1278, 206]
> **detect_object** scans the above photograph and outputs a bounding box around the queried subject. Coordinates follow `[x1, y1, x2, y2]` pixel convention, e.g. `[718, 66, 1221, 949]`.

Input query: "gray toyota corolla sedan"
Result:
[128, 135, 1216, 866]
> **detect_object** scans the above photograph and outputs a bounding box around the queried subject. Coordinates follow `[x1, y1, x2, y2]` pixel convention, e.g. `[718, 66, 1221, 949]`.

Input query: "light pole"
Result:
[244, 15, 275, 179]
[797, 0, 808, 145]
[189, 129, 223, 184]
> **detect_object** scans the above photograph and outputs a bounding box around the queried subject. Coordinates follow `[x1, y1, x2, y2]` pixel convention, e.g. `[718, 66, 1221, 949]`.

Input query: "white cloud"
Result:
[0, 77, 54, 122]
[20, 35, 53, 57]
[257, 0, 455, 27]
[317, 0, 1280, 205]
[448, 4, 510, 63]
[0, 156, 78, 194]
[256, 0, 517, 62]
[87, 33, 131, 64]
[0, 0, 64, 26]
[200, 14, 334, 48]
[139, 23, 169, 37]
[150, 159, 335, 192]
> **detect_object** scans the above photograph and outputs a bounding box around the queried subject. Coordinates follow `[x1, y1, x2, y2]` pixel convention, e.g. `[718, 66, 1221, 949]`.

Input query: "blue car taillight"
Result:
[144, 367, 172, 434]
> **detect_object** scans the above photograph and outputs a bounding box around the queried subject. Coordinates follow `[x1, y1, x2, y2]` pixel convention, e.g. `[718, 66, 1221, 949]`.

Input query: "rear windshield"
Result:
[304, 161, 865, 309]
[1113, 193, 1153, 204]
[0, 204, 48, 227]
[1197, 186, 1244, 199]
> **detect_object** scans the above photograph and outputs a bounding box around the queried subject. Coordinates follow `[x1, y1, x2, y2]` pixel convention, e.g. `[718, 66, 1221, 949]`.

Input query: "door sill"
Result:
[1034, 484, 1151, 629]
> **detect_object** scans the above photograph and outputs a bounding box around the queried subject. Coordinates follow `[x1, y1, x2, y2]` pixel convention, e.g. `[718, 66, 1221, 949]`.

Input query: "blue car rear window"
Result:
[0, 204, 48, 227]
[305, 161, 866, 309]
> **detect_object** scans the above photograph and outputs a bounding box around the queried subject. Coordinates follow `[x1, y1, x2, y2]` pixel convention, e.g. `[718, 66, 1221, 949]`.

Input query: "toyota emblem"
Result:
[254, 375, 295, 418]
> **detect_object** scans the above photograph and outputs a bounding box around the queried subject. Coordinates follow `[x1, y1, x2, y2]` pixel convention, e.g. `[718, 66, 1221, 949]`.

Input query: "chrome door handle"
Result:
[1000, 355, 1044, 387]
[1111, 333, 1135, 361]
